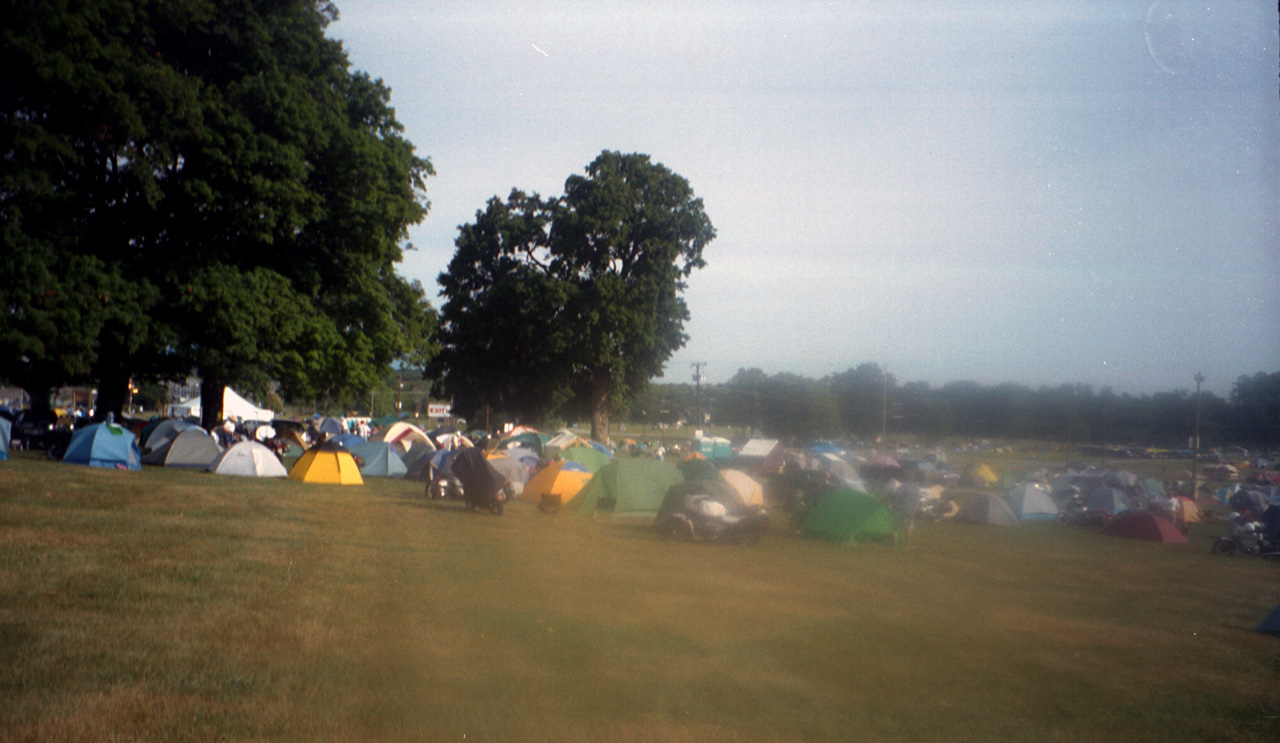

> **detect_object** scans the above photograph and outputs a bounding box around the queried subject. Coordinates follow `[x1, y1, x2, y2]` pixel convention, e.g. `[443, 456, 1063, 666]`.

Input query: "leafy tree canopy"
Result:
[1, 0, 435, 423]
[437, 152, 714, 441]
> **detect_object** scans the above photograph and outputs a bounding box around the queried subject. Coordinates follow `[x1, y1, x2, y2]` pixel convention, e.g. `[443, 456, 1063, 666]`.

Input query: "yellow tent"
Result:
[521, 460, 591, 504]
[1177, 496, 1202, 524]
[288, 442, 364, 485]
[720, 469, 765, 507]
[965, 463, 998, 486]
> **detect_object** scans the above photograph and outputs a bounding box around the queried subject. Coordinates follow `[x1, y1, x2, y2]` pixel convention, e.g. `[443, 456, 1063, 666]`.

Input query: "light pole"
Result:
[1191, 371, 1204, 496]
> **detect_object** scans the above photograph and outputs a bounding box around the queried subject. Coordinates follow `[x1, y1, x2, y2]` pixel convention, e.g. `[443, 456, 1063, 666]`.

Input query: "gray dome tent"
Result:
[143, 428, 222, 468]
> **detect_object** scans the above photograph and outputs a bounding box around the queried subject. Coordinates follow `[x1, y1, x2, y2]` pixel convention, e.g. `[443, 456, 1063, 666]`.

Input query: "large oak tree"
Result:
[437, 152, 714, 442]
[1, 0, 435, 425]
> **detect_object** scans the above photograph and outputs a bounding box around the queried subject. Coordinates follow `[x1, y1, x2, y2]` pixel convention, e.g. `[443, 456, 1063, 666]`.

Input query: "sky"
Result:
[329, 0, 1279, 398]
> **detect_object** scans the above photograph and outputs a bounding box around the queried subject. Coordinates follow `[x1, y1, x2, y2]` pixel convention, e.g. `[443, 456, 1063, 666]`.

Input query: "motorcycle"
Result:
[427, 476, 464, 502]
[1212, 513, 1280, 557]
[1056, 496, 1111, 528]
[656, 483, 769, 545]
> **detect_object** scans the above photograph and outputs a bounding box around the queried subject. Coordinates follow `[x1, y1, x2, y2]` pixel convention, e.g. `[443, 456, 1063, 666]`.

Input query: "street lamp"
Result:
[1191, 371, 1204, 496]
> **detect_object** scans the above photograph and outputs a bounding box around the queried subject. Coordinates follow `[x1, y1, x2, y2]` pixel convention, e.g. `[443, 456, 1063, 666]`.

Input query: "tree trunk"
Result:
[93, 360, 131, 422]
[199, 376, 225, 430]
[589, 370, 611, 445]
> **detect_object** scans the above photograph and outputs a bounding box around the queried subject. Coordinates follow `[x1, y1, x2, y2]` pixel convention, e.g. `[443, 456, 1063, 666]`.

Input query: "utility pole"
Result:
[1191, 371, 1204, 497]
[880, 369, 889, 447]
[691, 362, 707, 431]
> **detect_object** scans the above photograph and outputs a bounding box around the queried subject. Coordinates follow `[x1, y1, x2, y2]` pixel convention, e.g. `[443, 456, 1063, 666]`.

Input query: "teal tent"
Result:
[568, 458, 684, 515]
[63, 420, 141, 470]
[349, 441, 408, 478]
[800, 489, 894, 544]
[1005, 483, 1058, 521]
[0, 416, 9, 460]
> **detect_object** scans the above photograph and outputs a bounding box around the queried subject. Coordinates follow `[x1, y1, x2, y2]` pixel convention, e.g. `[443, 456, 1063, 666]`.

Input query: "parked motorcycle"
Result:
[656, 482, 769, 545]
[1212, 513, 1280, 557]
[427, 476, 464, 502]
[1056, 495, 1111, 528]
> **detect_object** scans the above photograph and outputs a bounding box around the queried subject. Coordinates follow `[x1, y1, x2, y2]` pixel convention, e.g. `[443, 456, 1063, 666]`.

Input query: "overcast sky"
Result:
[330, 0, 1279, 397]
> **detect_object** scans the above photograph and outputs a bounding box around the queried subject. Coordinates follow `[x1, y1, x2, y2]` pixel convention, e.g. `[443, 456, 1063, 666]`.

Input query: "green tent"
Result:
[800, 489, 894, 545]
[568, 458, 685, 515]
[559, 444, 611, 473]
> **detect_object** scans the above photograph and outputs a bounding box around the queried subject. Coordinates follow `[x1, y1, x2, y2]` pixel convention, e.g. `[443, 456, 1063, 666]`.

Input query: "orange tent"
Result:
[521, 461, 591, 504]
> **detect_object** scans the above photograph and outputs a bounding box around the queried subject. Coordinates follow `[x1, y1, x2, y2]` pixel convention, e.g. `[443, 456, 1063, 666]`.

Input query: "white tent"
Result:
[208, 441, 288, 477]
[170, 387, 274, 421]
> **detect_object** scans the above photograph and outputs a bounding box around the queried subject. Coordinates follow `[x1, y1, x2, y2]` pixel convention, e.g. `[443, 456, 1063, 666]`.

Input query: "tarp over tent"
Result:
[800, 489, 894, 544]
[349, 441, 407, 478]
[63, 420, 141, 470]
[142, 428, 222, 468]
[569, 458, 685, 515]
[208, 441, 288, 477]
[170, 387, 274, 421]
[289, 441, 363, 485]
[1100, 511, 1187, 543]
[487, 454, 531, 495]
[449, 447, 506, 505]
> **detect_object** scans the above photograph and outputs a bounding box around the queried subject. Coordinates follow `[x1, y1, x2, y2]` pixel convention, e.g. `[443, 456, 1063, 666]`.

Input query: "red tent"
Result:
[1100, 511, 1187, 543]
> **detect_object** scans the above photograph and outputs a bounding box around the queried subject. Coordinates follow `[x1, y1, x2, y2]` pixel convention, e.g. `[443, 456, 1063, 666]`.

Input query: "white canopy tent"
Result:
[170, 387, 274, 421]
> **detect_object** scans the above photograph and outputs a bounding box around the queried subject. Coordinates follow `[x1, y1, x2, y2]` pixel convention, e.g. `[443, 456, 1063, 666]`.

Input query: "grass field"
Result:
[2, 451, 1278, 742]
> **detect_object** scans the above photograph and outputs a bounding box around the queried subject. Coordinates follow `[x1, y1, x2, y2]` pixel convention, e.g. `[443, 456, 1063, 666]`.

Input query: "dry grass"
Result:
[1, 451, 1278, 742]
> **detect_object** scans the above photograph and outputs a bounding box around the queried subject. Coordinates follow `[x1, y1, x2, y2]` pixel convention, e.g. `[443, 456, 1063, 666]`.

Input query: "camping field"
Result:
[1, 452, 1278, 742]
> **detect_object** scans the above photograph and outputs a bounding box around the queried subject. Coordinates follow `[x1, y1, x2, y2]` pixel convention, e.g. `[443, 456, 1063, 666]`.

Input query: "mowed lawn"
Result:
[2, 453, 1278, 742]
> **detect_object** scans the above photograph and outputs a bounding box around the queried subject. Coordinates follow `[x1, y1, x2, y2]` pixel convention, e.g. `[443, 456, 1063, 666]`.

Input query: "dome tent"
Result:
[568, 458, 685, 516]
[1006, 482, 1059, 520]
[208, 441, 288, 477]
[800, 489, 895, 545]
[142, 428, 222, 468]
[1100, 511, 1187, 543]
[63, 418, 141, 470]
[349, 441, 408, 478]
[289, 441, 363, 485]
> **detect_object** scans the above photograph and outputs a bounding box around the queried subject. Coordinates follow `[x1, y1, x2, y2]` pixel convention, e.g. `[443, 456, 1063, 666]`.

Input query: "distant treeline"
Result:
[624, 365, 1280, 450]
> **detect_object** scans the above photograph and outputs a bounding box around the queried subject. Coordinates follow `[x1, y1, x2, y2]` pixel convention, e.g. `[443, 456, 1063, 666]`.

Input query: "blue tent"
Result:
[0, 415, 10, 461]
[63, 421, 141, 470]
[328, 432, 366, 448]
